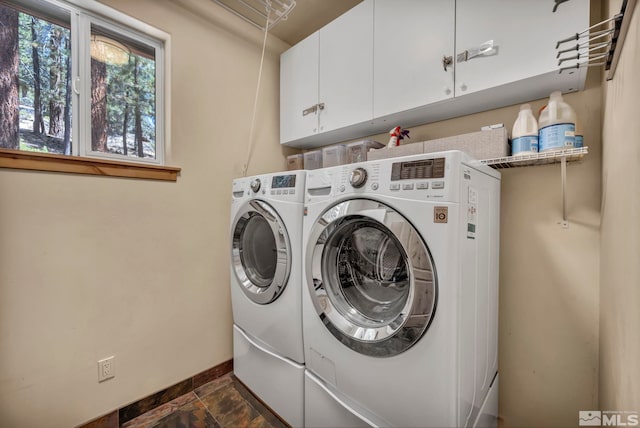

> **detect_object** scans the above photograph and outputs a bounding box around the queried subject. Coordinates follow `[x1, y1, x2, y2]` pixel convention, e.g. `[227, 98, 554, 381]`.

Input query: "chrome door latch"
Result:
[442, 55, 453, 71]
[302, 102, 325, 116]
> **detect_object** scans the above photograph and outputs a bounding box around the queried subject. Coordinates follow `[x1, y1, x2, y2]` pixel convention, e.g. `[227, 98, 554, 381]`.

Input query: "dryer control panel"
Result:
[232, 171, 306, 204]
[271, 174, 298, 189]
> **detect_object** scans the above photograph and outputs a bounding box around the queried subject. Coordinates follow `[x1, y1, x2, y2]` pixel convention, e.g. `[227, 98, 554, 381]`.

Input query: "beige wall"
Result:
[0, 1, 293, 426]
[600, 0, 640, 414]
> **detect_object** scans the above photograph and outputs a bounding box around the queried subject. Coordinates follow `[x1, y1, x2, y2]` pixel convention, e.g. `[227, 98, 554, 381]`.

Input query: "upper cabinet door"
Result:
[373, 0, 455, 118]
[318, 0, 374, 134]
[455, 0, 590, 96]
[280, 32, 320, 144]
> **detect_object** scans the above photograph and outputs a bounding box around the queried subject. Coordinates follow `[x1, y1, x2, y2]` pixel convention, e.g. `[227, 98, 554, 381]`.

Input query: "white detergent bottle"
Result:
[511, 104, 539, 156]
[538, 91, 576, 151]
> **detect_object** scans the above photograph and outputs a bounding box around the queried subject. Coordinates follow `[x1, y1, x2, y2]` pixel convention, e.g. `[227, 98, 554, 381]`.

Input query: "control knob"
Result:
[250, 178, 261, 193]
[350, 168, 368, 188]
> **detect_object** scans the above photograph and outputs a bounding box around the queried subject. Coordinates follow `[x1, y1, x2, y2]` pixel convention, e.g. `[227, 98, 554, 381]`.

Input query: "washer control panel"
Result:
[391, 157, 445, 181]
[349, 167, 368, 188]
[306, 152, 462, 203]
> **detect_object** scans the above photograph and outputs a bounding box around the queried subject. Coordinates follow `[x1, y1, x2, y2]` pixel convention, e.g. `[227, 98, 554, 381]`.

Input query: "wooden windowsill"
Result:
[0, 149, 181, 181]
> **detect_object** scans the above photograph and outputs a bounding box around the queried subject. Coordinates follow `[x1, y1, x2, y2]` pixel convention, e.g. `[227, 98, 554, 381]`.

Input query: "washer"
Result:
[230, 170, 305, 427]
[302, 151, 501, 427]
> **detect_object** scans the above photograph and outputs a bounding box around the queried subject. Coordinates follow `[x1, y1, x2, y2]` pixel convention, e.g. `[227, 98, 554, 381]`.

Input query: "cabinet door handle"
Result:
[302, 104, 318, 116]
[457, 40, 497, 63]
[302, 103, 325, 116]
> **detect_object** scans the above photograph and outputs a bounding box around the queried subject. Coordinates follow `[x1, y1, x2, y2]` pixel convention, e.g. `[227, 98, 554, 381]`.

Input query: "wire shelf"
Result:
[478, 147, 588, 169]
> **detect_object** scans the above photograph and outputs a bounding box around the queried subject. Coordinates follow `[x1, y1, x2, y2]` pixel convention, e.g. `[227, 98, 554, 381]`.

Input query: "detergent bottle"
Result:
[511, 104, 539, 156]
[538, 91, 576, 152]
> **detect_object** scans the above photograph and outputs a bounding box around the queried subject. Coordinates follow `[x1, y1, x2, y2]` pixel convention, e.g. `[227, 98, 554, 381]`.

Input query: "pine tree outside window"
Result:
[0, 0, 168, 166]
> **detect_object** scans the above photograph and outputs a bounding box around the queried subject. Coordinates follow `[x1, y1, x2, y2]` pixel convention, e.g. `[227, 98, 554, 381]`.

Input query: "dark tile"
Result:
[122, 392, 200, 428]
[120, 379, 193, 425]
[217, 404, 260, 428]
[194, 373, 234, 399]
[197, 376, 288, 428]
[232, 378, 288, 428]
[77, 410, 118, 428]
[247, 415, 273, 428]
[152, 400, 220, 428]
[192, 360, 233, 389]
[198, 381, 261, 427]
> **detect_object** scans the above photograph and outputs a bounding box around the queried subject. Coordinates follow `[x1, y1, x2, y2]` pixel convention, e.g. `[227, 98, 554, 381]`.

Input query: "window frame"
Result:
[3, 0, 172, 166]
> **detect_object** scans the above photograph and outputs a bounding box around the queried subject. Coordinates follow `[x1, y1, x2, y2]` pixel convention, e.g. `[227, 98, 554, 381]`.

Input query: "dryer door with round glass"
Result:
[232, 200, 291, 305]
[307, 199, 437, 357]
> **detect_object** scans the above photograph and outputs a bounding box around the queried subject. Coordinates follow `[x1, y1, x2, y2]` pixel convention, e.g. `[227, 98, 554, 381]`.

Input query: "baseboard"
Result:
[77, 359, 233, 428]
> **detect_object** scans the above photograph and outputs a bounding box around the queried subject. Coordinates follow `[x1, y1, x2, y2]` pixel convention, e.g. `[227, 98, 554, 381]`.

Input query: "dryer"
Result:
[302, 151, 501, 427]
[230, 170, 305, 427]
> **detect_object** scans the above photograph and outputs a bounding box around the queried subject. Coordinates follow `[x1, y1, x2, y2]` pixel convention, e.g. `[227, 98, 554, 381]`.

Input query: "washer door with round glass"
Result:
[232, 200, 291, 305]
[307, 199, 437, 357]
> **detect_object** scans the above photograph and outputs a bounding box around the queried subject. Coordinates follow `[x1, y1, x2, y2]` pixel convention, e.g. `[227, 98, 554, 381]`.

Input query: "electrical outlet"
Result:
[98, 356, 115, 382]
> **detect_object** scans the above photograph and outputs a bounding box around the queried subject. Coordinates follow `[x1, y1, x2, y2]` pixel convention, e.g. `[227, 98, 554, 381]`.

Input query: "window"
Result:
[0, 0, 168, 165]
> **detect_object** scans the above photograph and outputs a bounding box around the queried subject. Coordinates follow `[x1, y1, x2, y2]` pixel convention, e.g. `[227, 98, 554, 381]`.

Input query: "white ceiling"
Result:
[268, 0, 363, 45]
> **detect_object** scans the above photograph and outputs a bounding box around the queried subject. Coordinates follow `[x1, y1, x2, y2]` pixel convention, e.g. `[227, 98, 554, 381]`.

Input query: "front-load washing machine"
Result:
[302, 151, 501, 427]
[230, 170, 305, 427]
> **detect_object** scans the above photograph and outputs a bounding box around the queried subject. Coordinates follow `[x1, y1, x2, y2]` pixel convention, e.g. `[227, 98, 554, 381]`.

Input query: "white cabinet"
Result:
[280, 0, 373, 146]
[319, 0, 373, 134]
[373, 0, 455, 118]
[280, 0, 589, 148]
[280, 33, 319, 144]
[455, 0, 590, 96]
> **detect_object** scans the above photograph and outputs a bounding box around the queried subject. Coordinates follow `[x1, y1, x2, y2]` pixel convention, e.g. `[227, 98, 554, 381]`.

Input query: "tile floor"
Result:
[121, 373, 289, 428]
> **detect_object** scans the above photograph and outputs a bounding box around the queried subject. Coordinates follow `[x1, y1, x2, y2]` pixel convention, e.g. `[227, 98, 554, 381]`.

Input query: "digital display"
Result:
[391, 157, 445, 180]
[272, 175, 297, 189]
